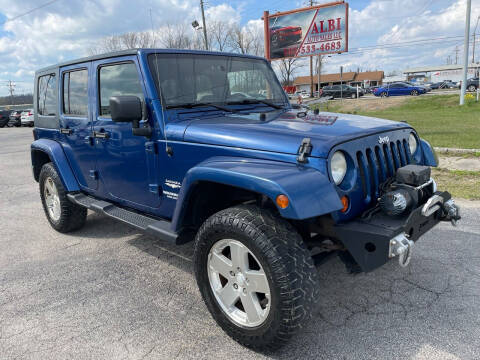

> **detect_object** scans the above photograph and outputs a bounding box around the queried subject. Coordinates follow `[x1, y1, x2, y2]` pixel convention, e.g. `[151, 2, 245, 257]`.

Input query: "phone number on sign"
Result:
[298, 41, 342, 55]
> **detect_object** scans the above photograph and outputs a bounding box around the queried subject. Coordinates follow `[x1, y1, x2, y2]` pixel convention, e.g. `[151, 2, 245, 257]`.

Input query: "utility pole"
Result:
[460, 0, 471, 105]
[472, 15, 479, 63]
[309, 0, 314, 97]
[200, 0, 208, 50]
[455, 46, 459, 65]
[6, 80, 15, 106]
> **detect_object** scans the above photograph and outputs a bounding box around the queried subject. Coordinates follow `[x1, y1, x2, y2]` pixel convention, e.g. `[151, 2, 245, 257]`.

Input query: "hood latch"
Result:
[297, 138, 312, 163]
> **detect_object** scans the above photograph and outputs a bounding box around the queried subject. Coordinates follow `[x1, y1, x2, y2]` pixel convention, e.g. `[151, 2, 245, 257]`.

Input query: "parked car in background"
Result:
[429, 82, 443, 90]
[0, 110, 10, 127]
[20, 109, 34, 127]
[443, 81, 459, 89]
[405, 82, 430, 92]
[8, 110, 23, 127]
[364, 85, 381, 94]
[321, 84, 364, 99]
[466, 78, 479, 92]
[373, 82, 427, 97]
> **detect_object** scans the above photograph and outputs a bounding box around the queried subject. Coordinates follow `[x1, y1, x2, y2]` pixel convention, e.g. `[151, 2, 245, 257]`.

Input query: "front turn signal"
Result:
[340, 196, 349, 213]
[276, 194, 289, 209]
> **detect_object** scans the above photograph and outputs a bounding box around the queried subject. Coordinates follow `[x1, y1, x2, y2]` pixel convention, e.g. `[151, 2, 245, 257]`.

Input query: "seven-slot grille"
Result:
[356, 138, 412, 204]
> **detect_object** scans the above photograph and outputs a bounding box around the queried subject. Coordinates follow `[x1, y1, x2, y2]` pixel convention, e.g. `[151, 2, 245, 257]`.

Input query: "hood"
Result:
[171, 110, 411, 158]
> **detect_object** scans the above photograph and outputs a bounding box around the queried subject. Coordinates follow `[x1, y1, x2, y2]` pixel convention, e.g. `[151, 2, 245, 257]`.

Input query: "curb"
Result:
[434, 147, 480, 154]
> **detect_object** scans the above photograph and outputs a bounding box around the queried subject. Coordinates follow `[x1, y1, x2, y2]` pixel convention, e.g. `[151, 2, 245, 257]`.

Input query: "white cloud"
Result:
[0, 0, 478, 95]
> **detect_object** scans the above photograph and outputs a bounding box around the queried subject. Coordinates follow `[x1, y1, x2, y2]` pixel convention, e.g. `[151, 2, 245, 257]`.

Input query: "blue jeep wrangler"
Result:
[31, 49, 460, 350]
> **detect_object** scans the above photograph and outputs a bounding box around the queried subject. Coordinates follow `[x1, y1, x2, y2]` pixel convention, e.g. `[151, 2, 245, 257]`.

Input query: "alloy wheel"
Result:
[44, 177, 61, 221]
[207, 239, 271, 328]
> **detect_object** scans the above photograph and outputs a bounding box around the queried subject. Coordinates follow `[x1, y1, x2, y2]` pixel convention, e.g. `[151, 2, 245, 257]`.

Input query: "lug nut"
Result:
[233, 283, 238, 289]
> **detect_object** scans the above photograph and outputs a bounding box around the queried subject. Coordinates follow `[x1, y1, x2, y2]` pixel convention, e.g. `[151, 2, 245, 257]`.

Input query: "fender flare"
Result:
[420, 138, 438, 167]
[171, 157, 343, 232]
[31, 139, 80, 191]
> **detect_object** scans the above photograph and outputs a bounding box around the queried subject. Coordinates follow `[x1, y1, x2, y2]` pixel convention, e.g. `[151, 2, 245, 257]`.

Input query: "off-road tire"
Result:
[194, 205, 318, 351]
[39, 162, 87, 233]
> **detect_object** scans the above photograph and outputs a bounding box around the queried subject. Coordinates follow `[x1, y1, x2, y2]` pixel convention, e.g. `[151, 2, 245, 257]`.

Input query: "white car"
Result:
[301, 92, 310, 99]
[20, 109, 34, 127]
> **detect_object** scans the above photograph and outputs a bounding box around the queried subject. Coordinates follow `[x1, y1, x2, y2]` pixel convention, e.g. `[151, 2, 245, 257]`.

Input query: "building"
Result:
[293, 70, 384, 93]
[403, 64, 480, 83]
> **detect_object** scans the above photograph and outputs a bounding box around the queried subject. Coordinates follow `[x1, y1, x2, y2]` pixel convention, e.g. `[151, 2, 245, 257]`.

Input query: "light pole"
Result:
[460, 0, 471, 105]
[200, 0, 208, 50]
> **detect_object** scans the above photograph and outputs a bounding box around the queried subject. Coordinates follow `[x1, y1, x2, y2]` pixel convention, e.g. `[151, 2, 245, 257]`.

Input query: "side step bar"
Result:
[67, 193, 178, 243]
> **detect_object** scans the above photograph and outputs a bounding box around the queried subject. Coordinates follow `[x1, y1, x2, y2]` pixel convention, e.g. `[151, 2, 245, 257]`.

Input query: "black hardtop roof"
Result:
[35, 48, 266, 74]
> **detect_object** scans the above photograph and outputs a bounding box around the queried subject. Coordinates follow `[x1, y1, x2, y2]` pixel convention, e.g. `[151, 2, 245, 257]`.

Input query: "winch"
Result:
[379, 165, 434, 217]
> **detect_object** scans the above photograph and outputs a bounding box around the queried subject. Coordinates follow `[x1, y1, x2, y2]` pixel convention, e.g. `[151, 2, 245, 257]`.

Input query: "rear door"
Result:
[59, 63, 98, 190]
[92, 56, 160, 209]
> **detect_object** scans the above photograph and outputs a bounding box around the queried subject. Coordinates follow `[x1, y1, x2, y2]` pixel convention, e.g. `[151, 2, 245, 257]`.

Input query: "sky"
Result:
[0, 0, 479, 96]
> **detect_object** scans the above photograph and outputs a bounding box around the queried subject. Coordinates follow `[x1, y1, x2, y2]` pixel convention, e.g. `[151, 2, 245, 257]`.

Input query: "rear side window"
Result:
[63, 69, 88, 116]
[98, 62, 144, 116]
[37, 74, 57, 116]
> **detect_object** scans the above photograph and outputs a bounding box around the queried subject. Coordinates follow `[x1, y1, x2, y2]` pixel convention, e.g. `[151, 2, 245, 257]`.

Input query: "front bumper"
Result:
[333, 191, 459, 272]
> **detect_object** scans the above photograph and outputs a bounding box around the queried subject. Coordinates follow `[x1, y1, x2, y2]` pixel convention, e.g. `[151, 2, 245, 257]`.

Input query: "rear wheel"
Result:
[39, 163, 87, 233]
[194, 205, 318, 350]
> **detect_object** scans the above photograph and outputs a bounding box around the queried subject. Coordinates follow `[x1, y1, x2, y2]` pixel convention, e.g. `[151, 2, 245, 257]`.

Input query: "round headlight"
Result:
[331, 151, 347, 185]
[409, 133, 418, 155]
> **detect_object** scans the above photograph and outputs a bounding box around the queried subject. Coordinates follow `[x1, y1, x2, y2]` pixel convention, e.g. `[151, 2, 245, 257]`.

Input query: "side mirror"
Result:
[109, 96, 142, 123]
[109, 95, 152, 138]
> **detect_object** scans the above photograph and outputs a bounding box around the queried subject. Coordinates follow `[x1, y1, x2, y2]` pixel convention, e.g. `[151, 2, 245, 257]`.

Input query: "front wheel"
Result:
[380, 92, 388, 97]
[194, 205, 318, 350]
[468, 85, 477, 92]
[351, 93, 356, 99]
[411, 90, 419, 96]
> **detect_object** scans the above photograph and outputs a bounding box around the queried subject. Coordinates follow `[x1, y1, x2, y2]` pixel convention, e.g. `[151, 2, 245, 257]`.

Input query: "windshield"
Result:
[148, 54, 286, 108]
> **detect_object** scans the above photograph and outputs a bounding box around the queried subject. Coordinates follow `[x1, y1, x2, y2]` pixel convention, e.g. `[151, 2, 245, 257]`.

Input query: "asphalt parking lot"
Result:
[1, 128, 480, 360]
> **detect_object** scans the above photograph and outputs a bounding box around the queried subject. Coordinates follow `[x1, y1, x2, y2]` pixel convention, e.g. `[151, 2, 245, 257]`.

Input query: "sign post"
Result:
[340, 65, 343, 101]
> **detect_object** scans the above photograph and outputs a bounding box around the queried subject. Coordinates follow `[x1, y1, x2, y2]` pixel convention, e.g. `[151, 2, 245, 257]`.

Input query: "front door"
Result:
[59, 62, 98, 191]
[92, 56, 160, 209]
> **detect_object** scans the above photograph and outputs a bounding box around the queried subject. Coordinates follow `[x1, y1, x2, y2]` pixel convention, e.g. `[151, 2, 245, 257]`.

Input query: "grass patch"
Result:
[437, 151, 480, 158]
[312, 95, 480, 149]
[432, 168, 480, 200]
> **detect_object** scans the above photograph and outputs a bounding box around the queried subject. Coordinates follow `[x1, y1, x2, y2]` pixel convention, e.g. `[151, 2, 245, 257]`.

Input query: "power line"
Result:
[0, 0, 62, 26]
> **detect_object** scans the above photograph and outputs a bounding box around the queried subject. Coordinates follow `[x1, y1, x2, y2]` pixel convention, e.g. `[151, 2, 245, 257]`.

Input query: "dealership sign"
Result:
[264, 1, 348, 60]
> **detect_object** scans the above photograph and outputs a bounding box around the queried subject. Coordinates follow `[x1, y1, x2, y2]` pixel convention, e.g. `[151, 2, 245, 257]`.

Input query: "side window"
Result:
[63, 69, 88, 116]
[38, 74, 57, 116]
[98, 62, 144, 117]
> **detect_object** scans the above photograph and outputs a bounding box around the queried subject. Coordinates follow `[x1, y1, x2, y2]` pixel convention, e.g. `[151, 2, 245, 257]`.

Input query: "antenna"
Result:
[149, 8, 172, 156]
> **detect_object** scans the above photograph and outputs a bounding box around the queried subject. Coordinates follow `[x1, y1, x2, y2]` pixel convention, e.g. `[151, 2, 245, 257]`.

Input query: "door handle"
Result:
[60, 128, 73, 135]
[93, 131, 109, 139]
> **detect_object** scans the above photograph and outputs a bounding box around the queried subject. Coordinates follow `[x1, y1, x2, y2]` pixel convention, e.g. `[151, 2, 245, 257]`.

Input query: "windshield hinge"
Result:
[297, 138, 312, 164]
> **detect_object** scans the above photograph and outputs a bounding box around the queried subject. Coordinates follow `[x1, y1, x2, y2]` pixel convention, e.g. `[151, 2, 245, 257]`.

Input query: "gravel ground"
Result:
[1, 128, 479, 360]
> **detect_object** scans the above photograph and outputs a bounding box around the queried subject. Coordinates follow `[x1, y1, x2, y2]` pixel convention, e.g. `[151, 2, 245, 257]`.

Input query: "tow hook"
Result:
[388, 233, 414, 267]
[442, 199, 461, 226]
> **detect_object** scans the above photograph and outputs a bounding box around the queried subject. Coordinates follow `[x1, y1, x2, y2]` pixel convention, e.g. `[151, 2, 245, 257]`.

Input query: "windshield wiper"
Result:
[166, 102, 238, 113]
[227, 99, 284, 110]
